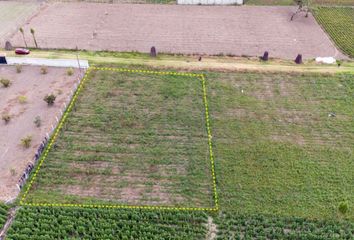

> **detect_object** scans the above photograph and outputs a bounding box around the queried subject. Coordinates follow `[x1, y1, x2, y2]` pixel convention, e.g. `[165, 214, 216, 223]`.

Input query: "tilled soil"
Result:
[9, 3, 345, 59]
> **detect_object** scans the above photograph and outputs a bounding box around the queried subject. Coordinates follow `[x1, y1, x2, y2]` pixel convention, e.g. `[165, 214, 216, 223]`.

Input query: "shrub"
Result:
[0, 78, 11, 88]
[40, 66, 48, 75]
[339, 201, 348, 215]
[67, 68, 74, 76]
[18, 95, 27, 104]
[16, 65, 22, 73]
[44, 94, 56, 105]
[34, 116, 41, 127]
[10, 168, 16, 176]
[21, 136, 32, 149]
[2, 114, 11, 124]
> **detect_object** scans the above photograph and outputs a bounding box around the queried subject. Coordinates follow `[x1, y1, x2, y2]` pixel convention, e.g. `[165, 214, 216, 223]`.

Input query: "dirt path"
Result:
[9, 3, 346, 59]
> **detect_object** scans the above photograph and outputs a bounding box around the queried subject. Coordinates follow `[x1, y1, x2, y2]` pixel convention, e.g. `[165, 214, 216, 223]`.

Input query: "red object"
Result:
[15, 48, 30, 55]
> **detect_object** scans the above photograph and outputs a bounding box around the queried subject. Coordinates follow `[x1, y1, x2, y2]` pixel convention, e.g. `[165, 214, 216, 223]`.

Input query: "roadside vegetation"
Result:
[313, 7, 354, 58]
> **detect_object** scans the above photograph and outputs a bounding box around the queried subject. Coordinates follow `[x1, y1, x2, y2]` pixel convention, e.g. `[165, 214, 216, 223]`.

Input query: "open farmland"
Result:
[22, 68, 214, 208]
[0, 1, 41, 47]
[10, 3, 345, 59]
[0, 65, 79, 202]
[313, 7, 354, 58]
[208, 71, 354, 219]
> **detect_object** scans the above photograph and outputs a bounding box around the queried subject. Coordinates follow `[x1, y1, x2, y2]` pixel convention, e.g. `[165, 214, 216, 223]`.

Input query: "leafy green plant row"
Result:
[215, 212, 354, 239]
[313, 7, 354, 58]
[0, 204, 10, 230]
[7, 207, 208, 240]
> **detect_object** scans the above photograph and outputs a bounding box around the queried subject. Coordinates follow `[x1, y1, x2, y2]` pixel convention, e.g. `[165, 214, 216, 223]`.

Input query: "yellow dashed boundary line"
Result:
[20, 67, 219, 212]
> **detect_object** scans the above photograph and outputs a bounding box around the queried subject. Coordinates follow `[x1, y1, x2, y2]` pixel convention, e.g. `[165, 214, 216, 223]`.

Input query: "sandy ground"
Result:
[0, 65, 79, 202]
[9, 3, 345, 59]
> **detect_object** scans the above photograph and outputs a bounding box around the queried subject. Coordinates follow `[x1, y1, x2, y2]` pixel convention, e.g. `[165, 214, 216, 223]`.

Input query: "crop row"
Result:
[313, 7, 354, 58]
[214, 212, 354, 239]
[7, 207, 208, 240]
[0, 204, 9, 230]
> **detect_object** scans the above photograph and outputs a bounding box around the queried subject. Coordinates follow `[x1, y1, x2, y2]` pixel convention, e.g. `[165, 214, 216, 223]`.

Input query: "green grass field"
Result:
[23, 68, 214, 208]
[208, 71, 353, 219]
[313, 7, 354, 58]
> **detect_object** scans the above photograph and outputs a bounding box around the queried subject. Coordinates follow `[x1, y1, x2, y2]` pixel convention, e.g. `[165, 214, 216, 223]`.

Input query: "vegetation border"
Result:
[19, 66, 219, 212]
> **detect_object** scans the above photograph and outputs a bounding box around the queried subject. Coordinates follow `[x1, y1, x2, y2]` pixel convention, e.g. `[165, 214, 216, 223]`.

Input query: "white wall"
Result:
[177, 0, 243, 4]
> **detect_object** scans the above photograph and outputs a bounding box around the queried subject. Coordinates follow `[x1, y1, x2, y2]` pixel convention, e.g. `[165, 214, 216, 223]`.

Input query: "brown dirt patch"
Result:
[9, 3, 345, 59]
[0, 65, 79, 202]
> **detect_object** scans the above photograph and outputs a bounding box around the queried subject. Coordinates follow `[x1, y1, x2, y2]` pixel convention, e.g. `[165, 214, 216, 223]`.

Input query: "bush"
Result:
[339, 201, 348, 215]
[2, 114, 11, 124]
[18, 95, 27, 104]
[16, 64, 22, 73]
[44, 94, 56, 106]
[34, 116, 41, 127]
[67, 68, 74, 76]
[40, 66, 48, 75]
[0, 78, 11, 88]
[21, 136, 32, 148]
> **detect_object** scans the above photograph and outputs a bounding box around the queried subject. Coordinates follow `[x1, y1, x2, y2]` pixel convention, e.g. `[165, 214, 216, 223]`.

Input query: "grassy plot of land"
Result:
[208, 72, 354, 219]
[6, 207, 207, 240]
[313, 7, 354, 58]
[24, 69, 214, 208]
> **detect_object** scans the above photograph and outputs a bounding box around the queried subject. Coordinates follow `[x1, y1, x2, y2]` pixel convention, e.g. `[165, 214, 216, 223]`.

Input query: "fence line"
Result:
[16, 70, 86, 191]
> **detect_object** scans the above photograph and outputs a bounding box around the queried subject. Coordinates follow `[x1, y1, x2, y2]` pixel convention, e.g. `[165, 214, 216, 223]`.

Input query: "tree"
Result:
[19, 27, 27, 48]
[291, 0, 310, 21]
[30, 28, 38, 48]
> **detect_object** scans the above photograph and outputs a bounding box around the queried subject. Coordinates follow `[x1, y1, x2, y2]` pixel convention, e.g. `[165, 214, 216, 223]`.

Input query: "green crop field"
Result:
[22, 68, 214, 208]
[6, 207, 208, 240]
[214, 212, 354, 239]
[0, 204, 9, 230]
[8, 66, 353, 239]
[208, 71, 353, 219]
[313, 7, 354, 58]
